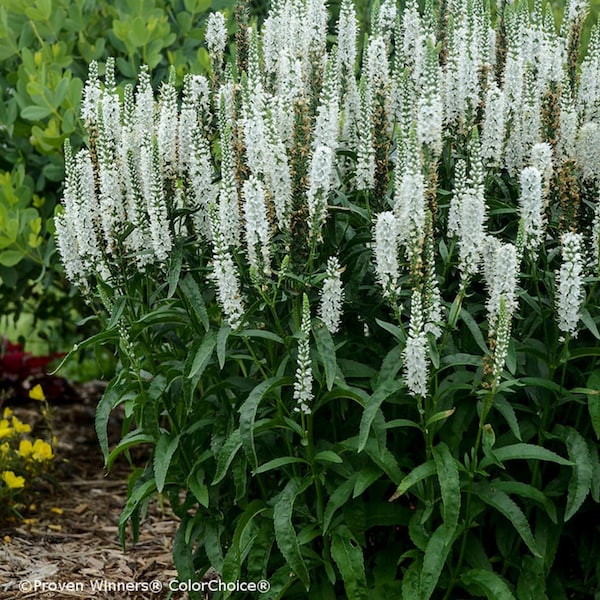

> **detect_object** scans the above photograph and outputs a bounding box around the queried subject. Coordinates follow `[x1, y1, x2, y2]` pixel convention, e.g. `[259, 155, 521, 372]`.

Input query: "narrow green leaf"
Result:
[324, 477, 356, 533]
[425, 408, 456, 428]
[154, 432, 180, 492]
[460, 569, 516, 600]
[358, 379, 405, 452]
[353, 466, 383, 497]
[402, 559, 422, 600]
[557, 425, 593, 521]
[222, 500, 266, 584]
[179, 274, 209, 332]
[167, 244, 183, 297]
[212, 429, 243, 485]
[107, 295, 127, 330]
[20, 105, 53, 120]
[107, 430, 155, 471]
[239, 377, 291, 468]
[254, 456, 307, 474]
[314, 450, 343, 464]
[187, 469, 209, 508]
[586, 371, 600, 439]
[173, 519, 198, 599]
[389, 461, 436, 501]
[95, 376, 128, 464]
[433, 443, 460, 532]
[188, 332, 216, 379]
[376, 343, 403, 387]
[273, 478, 310, 589]
[313, 319, 337, 391]
[473, 483, 540, 557]
[236, 329, 284, 344]
[420, 524, 456, 600]
[580, 307, 600, 340]
[494, 395, 522, 441]
[330, 525, 369, 600]
[479, 443, 573, 469]
[459, 307, 488, 354]
[492, 480, 557, 523]
[375, 318, 404, 341]
[590, 441, 600, 503]
[216, 323, 230, 369]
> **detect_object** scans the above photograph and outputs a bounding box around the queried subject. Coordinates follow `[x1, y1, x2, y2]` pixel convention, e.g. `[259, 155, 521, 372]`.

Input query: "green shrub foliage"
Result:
[56, 0, 600, 597]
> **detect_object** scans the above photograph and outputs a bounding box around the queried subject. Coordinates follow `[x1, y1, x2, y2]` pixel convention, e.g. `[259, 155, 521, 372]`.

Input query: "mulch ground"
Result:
[0, 382, 184, 600]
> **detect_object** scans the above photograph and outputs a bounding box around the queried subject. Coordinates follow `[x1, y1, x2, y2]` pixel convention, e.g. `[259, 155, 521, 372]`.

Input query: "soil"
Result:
[0, 381, 182, 600]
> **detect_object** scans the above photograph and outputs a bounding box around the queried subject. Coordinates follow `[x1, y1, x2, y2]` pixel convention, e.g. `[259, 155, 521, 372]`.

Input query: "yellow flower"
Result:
[0, 442, 9, 456]
[1, 470, 25, 489]
[31, 439, 53, 461]
[0, 420, 11, 439]
[29, 385, 46, 402]
[11, 417, 31, 434]
[2, 407, 13, 419]
[18, 439, 33, 459]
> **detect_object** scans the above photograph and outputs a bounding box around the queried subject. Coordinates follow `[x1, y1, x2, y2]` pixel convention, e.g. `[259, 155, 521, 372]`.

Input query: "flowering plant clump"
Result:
[56, 0, 600, 596]
[0, 387, 55, 520]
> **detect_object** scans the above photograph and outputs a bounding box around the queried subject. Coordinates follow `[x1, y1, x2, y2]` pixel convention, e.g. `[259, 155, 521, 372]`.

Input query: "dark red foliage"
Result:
[0, 337, 72, 406]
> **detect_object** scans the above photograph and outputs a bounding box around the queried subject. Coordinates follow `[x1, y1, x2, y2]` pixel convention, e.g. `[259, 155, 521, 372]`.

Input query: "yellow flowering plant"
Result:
[0, 387, 56, 521]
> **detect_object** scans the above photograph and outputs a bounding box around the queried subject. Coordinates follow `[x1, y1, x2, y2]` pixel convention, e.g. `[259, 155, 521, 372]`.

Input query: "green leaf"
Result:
[314, 450, 343, 464]
[173, 520, 199, 600]
[0, 250, 23, 267]
[20, 105, 53, 120]
[479, 443, 573, 469]
[212, 429, 242, 485]
[222, 500, 267, 585]
[167, 244, 183, 297]
[425, 407, 456, 428]
[402, 559, 422, 600]
[586, 371, 600, 439]
[420, 524, 456, 600]
[330, 525, 369, 600]
[216, 323, 230, 369]
[389, 461, 436, 501]
[473, 483, 540, 557]
[492, 480, 557, 523]
[556, 425, 593, 521]
[460, 569, 516, 600]
[273, 478, 310, 589]
[236, 329, 284, 344]
[107, 430, 155, 471]
[494, 395, 522, 441]
[179, 274, 209, 332]
[323, 477, 356, 533]
[254, 456, 307, 474]
[187, 469, 209, 508]
[118, 478, 157, 534]
[188, 332, 216, 379]
[433, 443, 460, 532]
[239, 377, 291, 468]
[313, 319, 337, 391]
[358, 379, 405, 452]
[580, 307, 600, 340]
[459, 307, 488, 354]
[95, 375, 129, 464]
[154, 432, 180, 492]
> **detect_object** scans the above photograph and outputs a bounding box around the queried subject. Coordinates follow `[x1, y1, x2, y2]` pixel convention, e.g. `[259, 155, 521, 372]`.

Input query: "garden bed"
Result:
[0, 384, 179, 600]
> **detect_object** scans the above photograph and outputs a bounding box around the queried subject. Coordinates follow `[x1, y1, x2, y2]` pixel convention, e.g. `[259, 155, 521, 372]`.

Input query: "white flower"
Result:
[575, 121, 600, 181]
[482, 236, 519, 337]
[404, 290, 429, 397]
[81, 61, 101, 126]
[307, 145, 334, 239]
[355, 82, 375, 190]
[530, 142, 553, 196]
[243, 176, 271, 275]
[556, 232, 585, 339]
[206, 12, 227, 69]
[592, 194, 600, 276]
[319, 257, 344, 334]
[157, 79, 179, 174]
[293, 295, 314, 415]
[211, 216, 245, 329]
[518, 166, 544, 254]
[373, 211, 400, 297]
[480, 82, 506, 166]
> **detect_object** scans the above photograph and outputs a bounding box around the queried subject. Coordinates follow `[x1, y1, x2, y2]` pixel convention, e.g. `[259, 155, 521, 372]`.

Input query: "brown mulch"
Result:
[0, 382, 185, 600]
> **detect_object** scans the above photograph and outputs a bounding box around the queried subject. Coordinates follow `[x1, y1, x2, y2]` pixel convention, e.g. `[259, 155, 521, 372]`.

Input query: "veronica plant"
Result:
[56, 0, 600, 597]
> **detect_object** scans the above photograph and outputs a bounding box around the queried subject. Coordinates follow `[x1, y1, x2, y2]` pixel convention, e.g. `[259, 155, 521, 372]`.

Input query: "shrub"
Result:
[56, 0, 600, 597]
